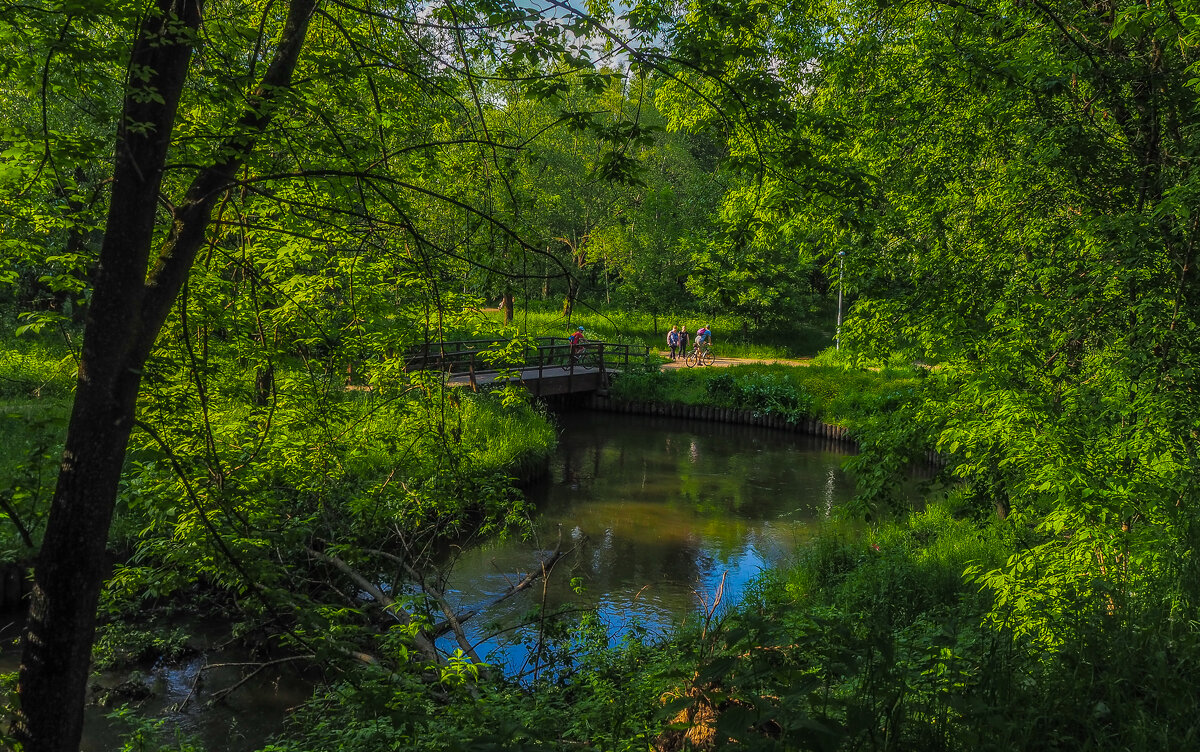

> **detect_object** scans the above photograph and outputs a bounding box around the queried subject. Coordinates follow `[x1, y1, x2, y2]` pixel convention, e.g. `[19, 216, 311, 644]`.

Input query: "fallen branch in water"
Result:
[369, 526, 573, 646]
[205, 654, 316, 708]
[306, 546, 443, 665]
[175, 654, 315, 711]
[367, 548, 483, 665]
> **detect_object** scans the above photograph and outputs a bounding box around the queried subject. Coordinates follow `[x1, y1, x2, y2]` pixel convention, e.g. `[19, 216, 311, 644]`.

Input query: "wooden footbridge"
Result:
[404, 337, 652, 397]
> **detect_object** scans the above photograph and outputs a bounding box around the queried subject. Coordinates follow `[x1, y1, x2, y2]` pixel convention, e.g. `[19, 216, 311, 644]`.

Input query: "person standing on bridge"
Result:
[667, 326, 680, 360]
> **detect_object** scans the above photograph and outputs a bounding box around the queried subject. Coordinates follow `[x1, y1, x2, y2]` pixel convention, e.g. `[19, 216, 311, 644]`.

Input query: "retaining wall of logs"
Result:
[581, 395, 946, 467]
[586, 394, 854, 440]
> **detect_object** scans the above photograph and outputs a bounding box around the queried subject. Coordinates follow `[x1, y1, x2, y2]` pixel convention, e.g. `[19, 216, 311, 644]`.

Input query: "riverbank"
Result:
[586, 392, 853, 439]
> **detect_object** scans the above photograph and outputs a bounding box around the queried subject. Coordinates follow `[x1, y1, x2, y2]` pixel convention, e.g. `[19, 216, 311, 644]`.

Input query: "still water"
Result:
[436, 411, 856, 675]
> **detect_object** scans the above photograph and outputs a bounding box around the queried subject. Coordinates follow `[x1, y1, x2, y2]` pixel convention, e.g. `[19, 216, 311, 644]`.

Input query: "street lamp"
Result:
[835, 251, 845, 351]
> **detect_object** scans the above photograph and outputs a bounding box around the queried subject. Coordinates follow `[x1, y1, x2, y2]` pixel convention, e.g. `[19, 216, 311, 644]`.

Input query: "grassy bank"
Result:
[486, 301, 836, 359]
[644, 490, 1200, 751]
[608, 358, 924, 429]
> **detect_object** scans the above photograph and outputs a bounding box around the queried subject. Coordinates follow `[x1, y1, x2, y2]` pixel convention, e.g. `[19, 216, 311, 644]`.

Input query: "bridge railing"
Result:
[403, 337, 651, 379]
[403, 337, 555, 373]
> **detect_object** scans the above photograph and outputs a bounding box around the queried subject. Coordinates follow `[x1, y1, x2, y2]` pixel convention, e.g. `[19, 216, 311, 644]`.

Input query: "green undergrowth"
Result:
[0, 402, 66, 562]
[654, 495, 1200, 751]
[0, 331, 76, 401]
[0, 332, 74, 561]
[260, 622, 670, 752]
[92, 384, 558, 688]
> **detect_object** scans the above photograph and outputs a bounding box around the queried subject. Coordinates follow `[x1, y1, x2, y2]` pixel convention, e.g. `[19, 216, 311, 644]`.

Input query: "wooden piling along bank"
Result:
[581, 394, 946, 467]
[585, 394, 854, 438]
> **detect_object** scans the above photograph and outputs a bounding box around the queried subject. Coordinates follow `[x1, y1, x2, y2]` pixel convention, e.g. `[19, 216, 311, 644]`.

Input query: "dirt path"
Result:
[658, 352, 813, 370]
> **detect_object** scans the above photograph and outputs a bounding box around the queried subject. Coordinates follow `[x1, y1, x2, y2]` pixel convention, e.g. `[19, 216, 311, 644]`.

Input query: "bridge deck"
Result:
[446, 366, 609, 396]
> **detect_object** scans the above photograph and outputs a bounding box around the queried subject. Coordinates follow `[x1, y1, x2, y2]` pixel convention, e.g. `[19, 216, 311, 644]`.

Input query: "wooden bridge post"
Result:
[536, 343, 545, 398]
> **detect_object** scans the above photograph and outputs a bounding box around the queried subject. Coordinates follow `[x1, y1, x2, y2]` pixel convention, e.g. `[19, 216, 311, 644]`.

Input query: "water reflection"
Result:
[438, 411, 856, 675]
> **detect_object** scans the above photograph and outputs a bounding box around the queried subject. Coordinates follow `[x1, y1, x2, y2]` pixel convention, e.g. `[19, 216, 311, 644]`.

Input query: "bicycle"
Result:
[684, 343, 715, 367]
[569, 341, 600, 368]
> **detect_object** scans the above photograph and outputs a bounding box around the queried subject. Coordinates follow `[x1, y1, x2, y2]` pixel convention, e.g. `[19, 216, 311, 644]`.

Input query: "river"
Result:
[434, 410, 856, 676]
[1, 409, 856, 748]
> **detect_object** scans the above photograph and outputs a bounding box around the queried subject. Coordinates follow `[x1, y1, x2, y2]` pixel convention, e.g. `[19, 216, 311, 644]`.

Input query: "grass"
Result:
[483, 300, 837, 358]
[609, 356, 925, 427]
[0, 332, 76, 400]
[450, 390, 557, 477]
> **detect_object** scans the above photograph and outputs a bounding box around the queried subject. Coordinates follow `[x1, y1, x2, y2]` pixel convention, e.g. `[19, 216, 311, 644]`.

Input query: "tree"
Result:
[4, 0, 703, 746]
[723, 0, 1200, 632]
[8, 2, 319, 748]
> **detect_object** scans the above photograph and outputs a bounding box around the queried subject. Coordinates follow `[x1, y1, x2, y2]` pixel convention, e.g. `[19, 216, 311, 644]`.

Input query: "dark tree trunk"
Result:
[255, 363, 276, 406]
[562, 277, 578, 317]
[14, 1, 317, 748]
[14, 4, 202, 748]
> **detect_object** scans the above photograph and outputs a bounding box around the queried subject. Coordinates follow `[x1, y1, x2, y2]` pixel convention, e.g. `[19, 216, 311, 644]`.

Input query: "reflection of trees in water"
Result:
[561, 521, 703, 595]
[529, 412, 855, 596]
[552, 413, 854, 522]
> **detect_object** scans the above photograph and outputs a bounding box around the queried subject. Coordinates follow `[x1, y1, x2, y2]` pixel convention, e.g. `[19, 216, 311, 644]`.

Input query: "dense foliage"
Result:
[2, 0, 1200, 748]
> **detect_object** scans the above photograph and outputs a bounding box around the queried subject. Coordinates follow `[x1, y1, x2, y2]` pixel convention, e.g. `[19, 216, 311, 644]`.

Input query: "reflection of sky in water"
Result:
[438, 412, 856, 677]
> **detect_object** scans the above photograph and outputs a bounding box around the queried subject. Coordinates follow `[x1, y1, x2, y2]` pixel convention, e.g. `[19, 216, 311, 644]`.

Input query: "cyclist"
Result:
[568, 326, 586, 361]
[694, 324, 712, 357]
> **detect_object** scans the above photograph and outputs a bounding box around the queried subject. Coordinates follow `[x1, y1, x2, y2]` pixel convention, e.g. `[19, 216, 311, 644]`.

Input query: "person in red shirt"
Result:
[568, 326, 586, 358]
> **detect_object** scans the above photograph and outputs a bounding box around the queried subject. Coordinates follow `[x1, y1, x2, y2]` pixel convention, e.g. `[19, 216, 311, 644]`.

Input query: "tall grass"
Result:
[455, 392, 556, 477]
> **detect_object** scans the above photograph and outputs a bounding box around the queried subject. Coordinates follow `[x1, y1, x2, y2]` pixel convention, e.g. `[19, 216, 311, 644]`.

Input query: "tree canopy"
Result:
[3, 0, 1200, 748]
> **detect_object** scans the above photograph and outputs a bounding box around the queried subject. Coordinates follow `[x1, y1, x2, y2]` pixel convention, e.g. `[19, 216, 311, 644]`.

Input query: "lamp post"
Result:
[836, 251, 845, 350]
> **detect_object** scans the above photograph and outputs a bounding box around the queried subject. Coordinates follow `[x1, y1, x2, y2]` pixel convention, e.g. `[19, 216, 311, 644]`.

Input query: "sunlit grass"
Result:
[482, 301, 836, 358]
[0, 331, 77, 400]
[610, 356, 923, 425]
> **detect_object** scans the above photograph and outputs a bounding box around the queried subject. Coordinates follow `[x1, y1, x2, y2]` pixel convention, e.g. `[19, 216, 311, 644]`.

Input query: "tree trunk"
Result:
[562, 277, 578, 317]
[503, 288, 514, 324]
[14, 3, 201, 748]
[14, 1, 318, 748]
[254, 362, 276, 406]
